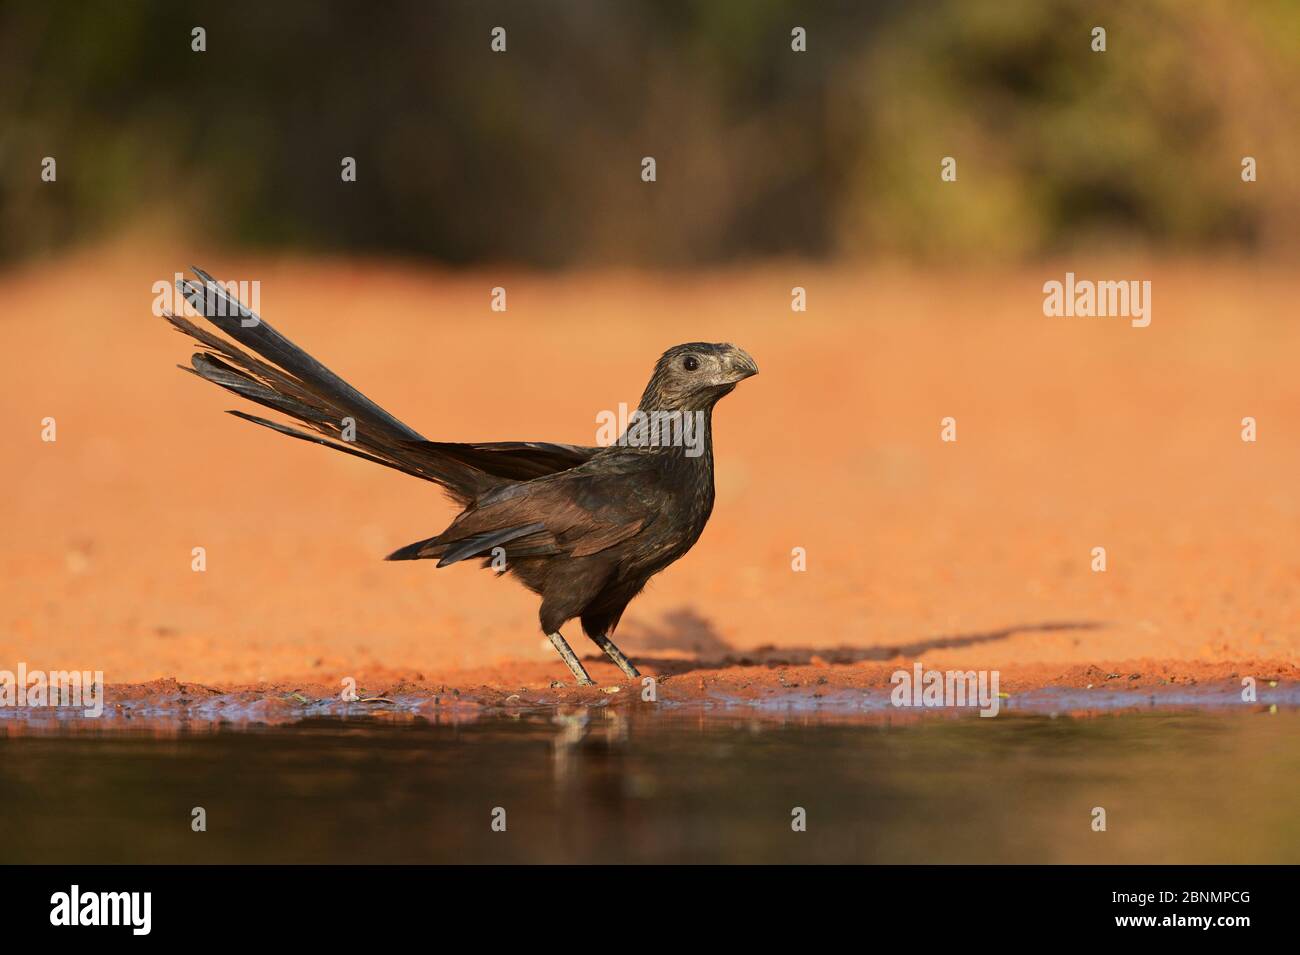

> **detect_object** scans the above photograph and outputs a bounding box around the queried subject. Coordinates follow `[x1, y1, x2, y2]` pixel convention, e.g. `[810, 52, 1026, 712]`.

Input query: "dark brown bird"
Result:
[161, 268, 757, 685]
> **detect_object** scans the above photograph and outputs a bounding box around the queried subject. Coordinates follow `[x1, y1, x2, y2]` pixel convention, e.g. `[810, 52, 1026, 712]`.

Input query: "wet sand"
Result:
[2, 243, 1297, 714]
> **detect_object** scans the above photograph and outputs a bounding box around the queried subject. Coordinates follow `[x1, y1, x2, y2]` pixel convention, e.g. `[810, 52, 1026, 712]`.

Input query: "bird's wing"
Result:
[387, 470, 651, 565]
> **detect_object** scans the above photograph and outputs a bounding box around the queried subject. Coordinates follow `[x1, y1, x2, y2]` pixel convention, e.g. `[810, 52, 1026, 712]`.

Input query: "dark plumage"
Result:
[161, 268, 757, 684]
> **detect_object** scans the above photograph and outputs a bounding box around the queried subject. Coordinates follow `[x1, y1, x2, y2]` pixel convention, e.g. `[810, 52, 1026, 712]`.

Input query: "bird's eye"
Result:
[682, 355, 700, 371]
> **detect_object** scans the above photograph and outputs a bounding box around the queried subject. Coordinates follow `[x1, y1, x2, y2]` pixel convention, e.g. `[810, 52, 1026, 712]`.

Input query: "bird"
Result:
[160, 268, 758, 685]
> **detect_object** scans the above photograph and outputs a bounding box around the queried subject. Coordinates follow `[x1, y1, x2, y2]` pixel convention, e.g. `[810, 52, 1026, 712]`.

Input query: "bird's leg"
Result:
[592, 633, 641, 680]
[547, 631, 595, 686]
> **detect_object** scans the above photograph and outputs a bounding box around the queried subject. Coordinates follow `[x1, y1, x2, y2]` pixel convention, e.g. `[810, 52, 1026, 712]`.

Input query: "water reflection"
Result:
[550, 706, 630, 792]
[0, 707, 1296, 863]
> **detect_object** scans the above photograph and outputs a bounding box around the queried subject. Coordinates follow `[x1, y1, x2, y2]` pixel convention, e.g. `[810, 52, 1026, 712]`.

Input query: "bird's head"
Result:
[638, 342, 759, 412]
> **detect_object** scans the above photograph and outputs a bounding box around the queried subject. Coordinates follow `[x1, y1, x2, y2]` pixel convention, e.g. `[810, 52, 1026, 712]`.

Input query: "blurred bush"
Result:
[1, 0, 1296, 265]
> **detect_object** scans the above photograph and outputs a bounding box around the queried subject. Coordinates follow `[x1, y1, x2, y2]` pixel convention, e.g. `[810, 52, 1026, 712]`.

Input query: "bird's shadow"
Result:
[612, 607, 1105, 677]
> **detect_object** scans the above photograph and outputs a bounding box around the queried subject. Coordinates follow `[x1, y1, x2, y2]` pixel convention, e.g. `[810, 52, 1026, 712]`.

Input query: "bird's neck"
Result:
[616, 402, 715, 465]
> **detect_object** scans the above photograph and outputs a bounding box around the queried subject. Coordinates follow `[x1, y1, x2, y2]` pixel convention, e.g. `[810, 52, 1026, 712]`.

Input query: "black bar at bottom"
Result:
[0, 864, 1285, 939]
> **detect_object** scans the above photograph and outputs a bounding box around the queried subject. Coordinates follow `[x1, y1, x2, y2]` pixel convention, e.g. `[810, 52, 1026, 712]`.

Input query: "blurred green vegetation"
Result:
[1, 0, 1296, 265]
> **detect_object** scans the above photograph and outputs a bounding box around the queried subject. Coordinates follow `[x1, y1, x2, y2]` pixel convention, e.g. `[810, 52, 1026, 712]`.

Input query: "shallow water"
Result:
[1, 706, 1296, 864]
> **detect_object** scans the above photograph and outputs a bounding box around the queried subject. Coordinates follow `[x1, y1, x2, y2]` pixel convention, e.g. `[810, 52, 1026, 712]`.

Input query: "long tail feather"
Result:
[161, 270, 491, 502]
[184, 267, 420, 442]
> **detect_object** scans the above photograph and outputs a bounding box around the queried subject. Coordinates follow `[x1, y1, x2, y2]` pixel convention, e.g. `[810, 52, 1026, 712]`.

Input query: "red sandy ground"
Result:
[2, 242, 1297, 709]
